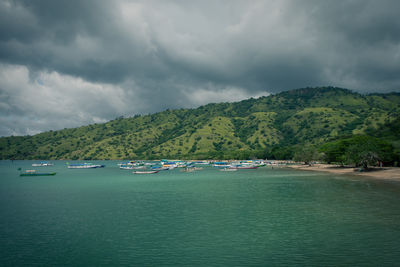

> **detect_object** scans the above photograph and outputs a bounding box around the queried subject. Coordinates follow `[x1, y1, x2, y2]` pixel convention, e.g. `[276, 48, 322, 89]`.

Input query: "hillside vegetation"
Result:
[1, 87, 399, 161]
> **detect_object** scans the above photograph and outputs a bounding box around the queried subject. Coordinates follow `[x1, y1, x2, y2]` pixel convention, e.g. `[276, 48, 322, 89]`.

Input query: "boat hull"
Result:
[231, 166, 258, 169]
[133, 171, 159, 174]
[20, 172, 56, 176]
[68, 164, 105, 169]
[32, 163, 53, 167]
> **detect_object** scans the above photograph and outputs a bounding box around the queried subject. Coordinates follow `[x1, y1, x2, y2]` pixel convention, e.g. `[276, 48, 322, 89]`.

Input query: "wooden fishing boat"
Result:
[232, 166, 258, 169]
[67, 163, 105, 169]
[119, 165, 135, 170]
[32, 162, 53, 167]
[230, 165, 258, 169]
[20, 170, 56, 176]
[133, 170, 159, 174]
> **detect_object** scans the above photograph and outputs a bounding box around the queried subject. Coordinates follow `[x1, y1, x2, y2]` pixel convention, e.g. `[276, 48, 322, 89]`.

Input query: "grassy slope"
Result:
[1, 87, 399, 159]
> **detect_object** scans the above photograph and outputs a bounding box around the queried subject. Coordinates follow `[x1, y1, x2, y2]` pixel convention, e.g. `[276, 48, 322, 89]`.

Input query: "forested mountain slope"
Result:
[1, 87, 399, 160]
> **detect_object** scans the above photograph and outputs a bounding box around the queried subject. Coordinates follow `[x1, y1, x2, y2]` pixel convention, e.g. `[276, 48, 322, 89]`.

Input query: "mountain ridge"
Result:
[1, 86, 399, 160]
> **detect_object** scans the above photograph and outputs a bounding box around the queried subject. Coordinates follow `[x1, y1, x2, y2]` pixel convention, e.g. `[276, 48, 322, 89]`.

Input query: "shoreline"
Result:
[287, 164, 400, 180]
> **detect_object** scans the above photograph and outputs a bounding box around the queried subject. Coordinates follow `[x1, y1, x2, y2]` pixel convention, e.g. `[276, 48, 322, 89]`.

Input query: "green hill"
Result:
[1, 87, 399, 160]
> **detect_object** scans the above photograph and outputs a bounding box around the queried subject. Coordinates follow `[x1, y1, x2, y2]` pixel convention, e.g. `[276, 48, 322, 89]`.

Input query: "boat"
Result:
[194, 161, 210, 165]
[32, 162, 53, 167]
[119, 164, 146, 170]
[162, 162, 177, 169]
[20, 170, 56, 176]
[181, 166, 203, 172]
[229, 163, 258, 169]
[118, 161, 141, 166]
[132, 166, 147, 170]
[67, 163, 105, 169]
[133, 170, 159, 174]
[231, 166, 258, 169]
[213, 162, 230, 168]
[151, 166, 170, 171]
[119, 165, 136, 170]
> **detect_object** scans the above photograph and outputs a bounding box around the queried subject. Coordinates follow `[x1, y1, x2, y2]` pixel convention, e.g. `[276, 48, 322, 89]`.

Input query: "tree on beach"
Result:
[321, 135, 395, 170]
[320, 140, 348, 165]
[347, 148, 380, 170]
[293, 144, 321, 165]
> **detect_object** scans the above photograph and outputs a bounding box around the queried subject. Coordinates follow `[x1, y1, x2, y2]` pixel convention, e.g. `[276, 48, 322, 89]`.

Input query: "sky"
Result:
[1, 0, 399, 136]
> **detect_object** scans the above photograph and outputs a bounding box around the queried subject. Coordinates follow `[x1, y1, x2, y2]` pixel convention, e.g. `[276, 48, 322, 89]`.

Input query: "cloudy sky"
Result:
[1, 0, 399, 136]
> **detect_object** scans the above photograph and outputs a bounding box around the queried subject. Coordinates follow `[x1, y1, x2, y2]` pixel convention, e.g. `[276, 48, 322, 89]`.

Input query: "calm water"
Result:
[1, 161, 400, 266]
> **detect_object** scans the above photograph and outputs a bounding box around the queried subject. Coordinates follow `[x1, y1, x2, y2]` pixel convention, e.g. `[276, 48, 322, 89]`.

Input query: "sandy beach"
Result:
[287, 164, 400, 180]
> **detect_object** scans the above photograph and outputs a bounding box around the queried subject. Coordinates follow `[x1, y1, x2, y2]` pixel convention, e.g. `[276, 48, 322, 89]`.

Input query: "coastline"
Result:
[287, 164, 400, 180]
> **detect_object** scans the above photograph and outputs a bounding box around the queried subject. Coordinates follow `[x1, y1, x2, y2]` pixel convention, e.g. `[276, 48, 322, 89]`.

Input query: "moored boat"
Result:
[132, 166, 147, 170]
[161, 162, 177, 169]
[67, 163, 105, 169]
[32, 162, 54, 167]
[119, 165, 136, 170]
[133, 170, 159, 174]
[194, 161, 210, 165]
[151, 166, 170, 171]
[213, 162, 230, 168]
[231, 166, 258, 169]
[181, 166, 203, 172]
[20, 170, 56, 176]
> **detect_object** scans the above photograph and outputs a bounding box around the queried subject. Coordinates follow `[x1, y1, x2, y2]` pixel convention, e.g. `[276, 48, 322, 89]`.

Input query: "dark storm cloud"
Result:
[0, 0, 399, 136]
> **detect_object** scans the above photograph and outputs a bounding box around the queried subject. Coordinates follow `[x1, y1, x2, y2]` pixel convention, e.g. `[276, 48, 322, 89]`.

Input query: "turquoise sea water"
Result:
[1, 161, 400, 266]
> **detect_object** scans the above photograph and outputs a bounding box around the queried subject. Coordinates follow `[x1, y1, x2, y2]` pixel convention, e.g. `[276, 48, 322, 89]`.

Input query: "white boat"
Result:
[118, 161, 141, 166]
[32, 162, 53, 167]
[133, 170, 159, 174]
[132, 166, 146, 170]
[194, 161, 210, 165]
[230, 165, 258, 169]
[119, 166, 135, 170]
[68, 163, 105, 169]
[213, 162, 230, 168]
[120, 165, 146, 170]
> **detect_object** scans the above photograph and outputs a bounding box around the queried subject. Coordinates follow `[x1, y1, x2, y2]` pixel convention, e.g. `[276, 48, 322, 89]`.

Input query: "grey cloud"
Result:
[0, 0, 400, 135]
[310, 1, 400, 45]
[2, 0, 399, 91]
